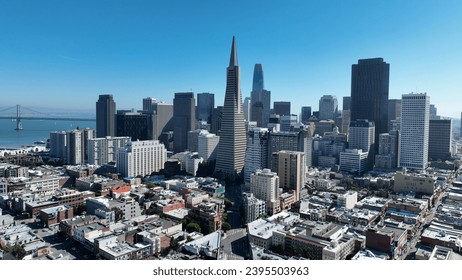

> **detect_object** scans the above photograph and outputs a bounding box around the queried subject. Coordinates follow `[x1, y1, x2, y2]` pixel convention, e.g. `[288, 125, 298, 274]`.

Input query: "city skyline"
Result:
[1, 1, 462, 118]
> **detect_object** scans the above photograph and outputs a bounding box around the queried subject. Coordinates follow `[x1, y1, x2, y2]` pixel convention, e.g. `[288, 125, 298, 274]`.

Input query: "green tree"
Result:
[186, 222, 201, 233]
[11, 244, 26, 260]
[221, 222, 231, 232]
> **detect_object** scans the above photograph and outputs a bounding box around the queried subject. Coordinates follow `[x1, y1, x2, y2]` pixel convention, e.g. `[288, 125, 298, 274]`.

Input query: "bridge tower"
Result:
[15, 104, 23, 130]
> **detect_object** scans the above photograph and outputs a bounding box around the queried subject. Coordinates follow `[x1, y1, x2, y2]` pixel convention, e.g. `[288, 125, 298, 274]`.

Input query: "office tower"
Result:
[243, 97, 251, 122]
[198, 132, 220, 161]
[349, 119, 375, 170]
[430, 104, 438, 120]
[173, 92, 196, 153]
[351, 58, 389, 152]
[210, 106, 223, 135]
[250, 168, 280, 214]
[273, 101, 291, 116]
[116, 140, 167, 177]
[348, 120, 375, 153]
[269, 129, 312, 168]
[312, 127, 347, 168]
[374, 130, 399, 169]
[244, 128, 269, 182]
[151, 102, 174, 140]
[66, 130, 82, 165]
[187, 129, 208, 152]
[271, 150, 305, 201]
[96, 94, 116, 138]
[343, 96, 351, 111]
[301, 106, 312, 124]
[49, 131, 67, 160]
[429, 119, 452, 161]
[250, 64, 271, 127]
[280, 114, 298, 131]
[197, 92, 215, 123]
[116, 110, 154, 141]
[399, 93, 430, 170]
[88, 136, 130, 165]
[143, 97, 157, 112]
[319, 95, 338, 120]
[314, 120, 336, 136]
[214, 37, 247, 180]
[388, 99, 402, 130]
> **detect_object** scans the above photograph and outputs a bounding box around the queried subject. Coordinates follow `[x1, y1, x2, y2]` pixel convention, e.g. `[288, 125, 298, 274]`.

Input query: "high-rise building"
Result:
[210, 106, 223, 135]
[343, 96, 351, 111]
[271, 150, 305, 201]
[88, 136, 130, 165]
[388, 99, 401, 130]
[319, 95, 338, 120]
[399, 93, 430, 170]
[430, 104, 438, 120]
[197, 92, 215, 123]
[96, 94, 116, 138]
[351, 58, 389, 152]
[214, 37, 247, 181]
[273, 101, 291, 116]
[429, 119, 452, 161]
[279, 114, 298, 132]
[143, 97, 157, 112]
[243, 97, 251, 122]
[116, 110, 154, 141]
[242, 192, 266, 224]
[339, 149, 369, 175]
[49, 131, 67, 160]
[269, 129, 312, 168]
[66, 130, 82, 165]
[173, 92, 196, 153]
[116, 140, 167, 177]
[348, 120, 375, 153]
[374, 130, 399, 169]
[81, 128, 95, 163]
[198, 132, 220, 161]
[250, 64, 271, 127]
[300, 106, 312, 124]
[151, 102, 174, 141]
[244, 128, 269, 182]
[250, 169, 280, 214]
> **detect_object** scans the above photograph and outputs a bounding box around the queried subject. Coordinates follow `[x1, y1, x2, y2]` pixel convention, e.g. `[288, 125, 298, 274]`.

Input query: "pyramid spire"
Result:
[229, 36, 238, 67]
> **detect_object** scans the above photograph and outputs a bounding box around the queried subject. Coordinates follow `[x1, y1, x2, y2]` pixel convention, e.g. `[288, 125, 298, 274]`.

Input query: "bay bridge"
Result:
[0, 105, 95, 130]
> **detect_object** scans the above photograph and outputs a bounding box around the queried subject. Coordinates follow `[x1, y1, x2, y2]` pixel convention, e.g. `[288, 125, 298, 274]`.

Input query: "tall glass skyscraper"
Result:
[250, 64, 271, 128]
[197, 92, 215, 123]
[173, 92, 195, 153]
[96, 94, 116, 138]
[350, 58, 389, 152]
[214, 37, 247, 181]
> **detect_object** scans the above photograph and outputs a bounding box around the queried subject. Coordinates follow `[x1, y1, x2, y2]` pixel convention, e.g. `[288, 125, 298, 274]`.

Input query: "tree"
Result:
[11, 244, 26, 260]
[111, 207, 124, 222]
[186, 222, 201, 233]
[221, 222, 231, 232]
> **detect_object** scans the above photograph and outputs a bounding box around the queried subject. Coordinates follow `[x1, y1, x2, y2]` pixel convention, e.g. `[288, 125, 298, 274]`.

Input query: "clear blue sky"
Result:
[1, 0, 461, 118]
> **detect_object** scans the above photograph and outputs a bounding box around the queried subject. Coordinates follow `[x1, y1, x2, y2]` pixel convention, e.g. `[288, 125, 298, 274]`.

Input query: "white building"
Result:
[337, 191, 358, 209]
[198, 132, 219, 161]
[250, 169, 280, 214]
[116, 140, 167, 177]
[244, 128, 269, 182]
[348, 119, 375, 152]
[339, 149, 369, 175]
[399, 93, 430, 170]
[88, 136, 130, 165]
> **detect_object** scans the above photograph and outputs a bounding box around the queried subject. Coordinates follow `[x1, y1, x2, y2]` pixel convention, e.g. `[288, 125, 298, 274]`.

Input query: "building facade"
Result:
[116, 140, 167, 177]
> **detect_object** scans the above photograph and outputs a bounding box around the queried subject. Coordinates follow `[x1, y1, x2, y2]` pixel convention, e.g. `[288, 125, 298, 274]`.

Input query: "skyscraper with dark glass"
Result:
[96, 94, 116, 138]
[197, 92, 215, 123]
[214, 37, 246, 181]
[173, 92, 195, 153]
[250, 64, 271, 127]
[350, 58, 389, 152]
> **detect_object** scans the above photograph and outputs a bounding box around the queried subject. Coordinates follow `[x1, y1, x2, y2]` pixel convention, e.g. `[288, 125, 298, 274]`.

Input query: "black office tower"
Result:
[351, 58, 389, 153]
[96, 94, 116, 138]
[173, 92, 195, 153]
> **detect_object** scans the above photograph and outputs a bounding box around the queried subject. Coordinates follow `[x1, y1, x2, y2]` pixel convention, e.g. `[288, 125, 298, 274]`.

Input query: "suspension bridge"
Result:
[0, 105, 95, 130]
